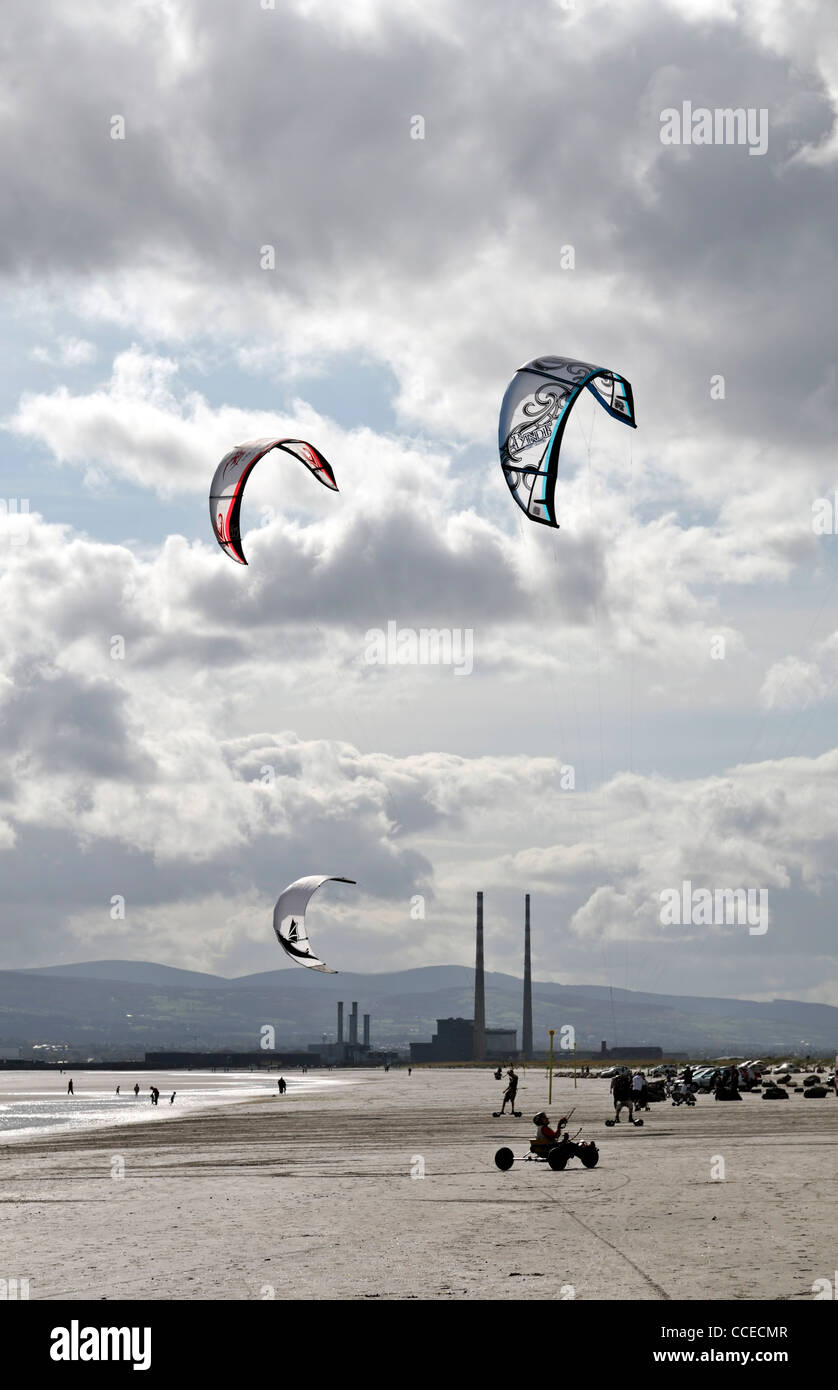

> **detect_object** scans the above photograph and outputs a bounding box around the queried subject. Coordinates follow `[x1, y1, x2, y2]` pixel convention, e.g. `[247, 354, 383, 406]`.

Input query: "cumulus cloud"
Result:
[30, 336, 97, 368]
[1, 0, 837, 1006]
[760, 655, 829, 711]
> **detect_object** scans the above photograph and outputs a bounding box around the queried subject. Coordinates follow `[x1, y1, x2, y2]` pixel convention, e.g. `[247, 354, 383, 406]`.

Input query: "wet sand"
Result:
[1, 1068, 835, 1300]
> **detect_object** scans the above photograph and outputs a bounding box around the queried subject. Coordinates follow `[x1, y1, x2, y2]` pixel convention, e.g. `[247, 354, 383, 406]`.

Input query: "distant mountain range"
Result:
[0, 960, 835, 1057]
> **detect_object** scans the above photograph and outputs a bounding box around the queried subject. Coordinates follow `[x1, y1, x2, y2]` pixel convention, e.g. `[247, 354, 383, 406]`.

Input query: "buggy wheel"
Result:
[547, 1146, 569, 1171]
[494, 1147, 515, 1171]
[580, 1144, 600, 1169]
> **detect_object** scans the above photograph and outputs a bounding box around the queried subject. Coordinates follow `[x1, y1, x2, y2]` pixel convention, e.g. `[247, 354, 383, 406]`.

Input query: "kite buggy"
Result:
[494, 1111, 600, 1171]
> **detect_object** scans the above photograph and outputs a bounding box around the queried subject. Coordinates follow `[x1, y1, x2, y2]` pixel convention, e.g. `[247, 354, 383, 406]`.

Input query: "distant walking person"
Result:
[278, 1077, 287, 1095]
[67, 1079, 74, 1096]
[133, 1083, 140, 1097]
[115, 1085, 120, 1096]
[150, 1086, 160, 1106]
[170, 1092, 176, 1105]
[408, 1067, 412, 1077]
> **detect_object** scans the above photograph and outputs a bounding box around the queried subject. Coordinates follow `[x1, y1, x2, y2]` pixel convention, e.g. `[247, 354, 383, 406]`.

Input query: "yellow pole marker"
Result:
[548, 1029, 556, 1104]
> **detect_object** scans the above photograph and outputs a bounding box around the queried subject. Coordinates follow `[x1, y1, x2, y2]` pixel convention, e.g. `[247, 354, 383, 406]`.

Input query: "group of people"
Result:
[66, 1080, 174, 1103]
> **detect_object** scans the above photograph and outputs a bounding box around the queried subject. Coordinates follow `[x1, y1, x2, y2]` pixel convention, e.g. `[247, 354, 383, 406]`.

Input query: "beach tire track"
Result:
[544, 1186, 673, 1300]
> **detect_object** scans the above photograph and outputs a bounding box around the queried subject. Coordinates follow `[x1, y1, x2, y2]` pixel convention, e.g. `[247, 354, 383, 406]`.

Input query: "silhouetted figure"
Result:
[170, 1092, 176, 1105]
[278, 1077, 287, 1094]
[499, 1067, 519, 1114]
[115, 1085, 120, 1095]
[610, 1070, 634, 1123]
[133, 1083, 140, 1097]
[150, 1086, 160, 1106]
[408, 1067, 412, 1076]
[67, 1079, 74, 1096]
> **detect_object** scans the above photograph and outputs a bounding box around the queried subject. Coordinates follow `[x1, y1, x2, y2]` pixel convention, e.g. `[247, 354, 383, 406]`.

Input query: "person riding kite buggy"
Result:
[532, 1111, 568, 1145]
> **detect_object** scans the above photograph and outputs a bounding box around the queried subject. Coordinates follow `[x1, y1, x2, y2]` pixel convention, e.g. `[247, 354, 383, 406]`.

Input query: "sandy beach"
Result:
[1, 1067, 835, 1301]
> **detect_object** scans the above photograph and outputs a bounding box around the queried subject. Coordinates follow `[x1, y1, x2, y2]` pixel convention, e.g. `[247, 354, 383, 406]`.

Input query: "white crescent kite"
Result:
[272, 874, 356, 974]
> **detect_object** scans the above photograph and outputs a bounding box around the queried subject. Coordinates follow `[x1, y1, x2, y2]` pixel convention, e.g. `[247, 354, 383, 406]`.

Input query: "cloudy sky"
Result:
[1, 0, 837, 1010]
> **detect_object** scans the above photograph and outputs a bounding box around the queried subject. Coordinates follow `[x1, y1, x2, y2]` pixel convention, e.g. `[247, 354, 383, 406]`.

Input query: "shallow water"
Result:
[0, 1069, 351, 1142]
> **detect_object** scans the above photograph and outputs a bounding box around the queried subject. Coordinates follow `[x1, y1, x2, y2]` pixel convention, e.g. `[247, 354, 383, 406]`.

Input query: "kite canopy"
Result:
[209, 437, 338, 564]
[272, 874, 357, 974]
[499, 356, 636, 528]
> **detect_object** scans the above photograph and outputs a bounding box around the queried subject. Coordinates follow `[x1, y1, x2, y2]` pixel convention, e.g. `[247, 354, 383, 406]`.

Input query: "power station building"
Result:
[409, 1018, 517, 1064]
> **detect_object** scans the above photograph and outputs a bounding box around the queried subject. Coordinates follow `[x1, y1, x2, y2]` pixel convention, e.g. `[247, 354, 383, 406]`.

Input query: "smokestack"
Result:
[473, 891, 486, 1061]
[349, 1002, 358, 1045]
[337, 1001, 344, 1044]
[363, 1013, 370, 1047]
[522, 894, 533, 1059]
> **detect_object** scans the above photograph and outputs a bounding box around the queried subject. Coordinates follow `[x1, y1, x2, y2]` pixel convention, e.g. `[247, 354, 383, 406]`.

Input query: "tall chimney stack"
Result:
[337, 1001, 344, 1044]
[522, 894, 533, 1059]
[473, 891, 486, 1061]
[349, 1002, 358, 1045]
[363, 1013, 370, 1047]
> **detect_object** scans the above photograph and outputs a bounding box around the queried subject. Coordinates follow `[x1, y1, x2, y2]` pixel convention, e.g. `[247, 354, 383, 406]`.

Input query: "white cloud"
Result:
[30, 336, 97, 368]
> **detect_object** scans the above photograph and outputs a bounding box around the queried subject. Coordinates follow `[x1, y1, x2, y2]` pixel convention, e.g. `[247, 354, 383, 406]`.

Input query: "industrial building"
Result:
[409, 1017, 517, 1064]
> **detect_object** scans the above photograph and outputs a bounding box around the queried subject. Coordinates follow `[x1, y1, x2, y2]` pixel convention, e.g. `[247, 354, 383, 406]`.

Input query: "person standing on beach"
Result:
[133, 1083, 140, 1097]
[67, 1079, 74, 1096]
[170, 1092, 176, 1104]
[610, 1070, 633, 1122]
[631, 1070, 647, 1111]
[116, 1085, 120, 1096]
[278, 1077, 287, 1095]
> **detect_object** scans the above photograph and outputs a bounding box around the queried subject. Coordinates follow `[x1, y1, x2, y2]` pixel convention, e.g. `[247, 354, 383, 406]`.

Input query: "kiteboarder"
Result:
[500, 1067, 520, 1115]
